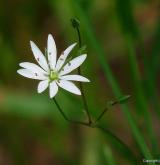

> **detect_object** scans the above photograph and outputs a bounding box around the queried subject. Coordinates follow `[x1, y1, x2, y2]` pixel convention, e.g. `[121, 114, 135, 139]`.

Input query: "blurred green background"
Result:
[0, 0, 160, 164]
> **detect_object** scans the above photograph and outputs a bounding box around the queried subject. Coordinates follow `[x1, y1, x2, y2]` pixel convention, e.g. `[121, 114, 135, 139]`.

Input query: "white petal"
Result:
[59, 54, 87, 76]
[47, 34, 57, 70]
[20, 62, 47, 75]
[57, 80, 81, 95]
[37, 80, 49, 93]
[60, 75, 90, 82]
[17, 69, 33, 79]
[17, 69, 47, 80]
[49, 81, 58, 98]
[30, 41, 49, 71]
[55, 43, 77, 71]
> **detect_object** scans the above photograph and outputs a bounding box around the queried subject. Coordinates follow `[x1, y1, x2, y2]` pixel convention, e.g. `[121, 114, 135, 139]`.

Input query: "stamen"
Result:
[49, 70, 58, 81]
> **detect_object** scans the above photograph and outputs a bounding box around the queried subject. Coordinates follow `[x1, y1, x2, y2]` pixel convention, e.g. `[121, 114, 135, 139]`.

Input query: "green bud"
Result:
[71, 18, 80, 28]
[107, 95, 131, 107]
[117, 95, 131, 104]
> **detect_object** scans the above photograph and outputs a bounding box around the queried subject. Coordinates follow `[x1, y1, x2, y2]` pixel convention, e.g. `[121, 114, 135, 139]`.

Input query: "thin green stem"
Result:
[95, 101, 119, 123]
[75, 25, 92, 124]
[53, 97, 138, 163]
[77, 67, 91, 124]
[76, 27, 82, 48]
[95, 107, 109, 123]
[53, 98, 90, 126]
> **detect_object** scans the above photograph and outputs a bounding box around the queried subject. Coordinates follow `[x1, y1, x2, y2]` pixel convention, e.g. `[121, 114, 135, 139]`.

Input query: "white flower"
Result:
[17, 34, 90, 98]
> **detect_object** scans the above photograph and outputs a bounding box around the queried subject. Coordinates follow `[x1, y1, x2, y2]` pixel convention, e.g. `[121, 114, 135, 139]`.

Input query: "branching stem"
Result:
[53, 97, 137, 162]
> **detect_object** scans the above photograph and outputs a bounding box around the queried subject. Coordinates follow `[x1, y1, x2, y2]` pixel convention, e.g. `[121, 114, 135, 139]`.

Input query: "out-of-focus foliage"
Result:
[0, 0, 160, 164]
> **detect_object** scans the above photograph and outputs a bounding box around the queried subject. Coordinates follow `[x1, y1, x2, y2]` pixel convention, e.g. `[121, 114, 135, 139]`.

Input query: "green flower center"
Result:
[49, 70, 58, 81]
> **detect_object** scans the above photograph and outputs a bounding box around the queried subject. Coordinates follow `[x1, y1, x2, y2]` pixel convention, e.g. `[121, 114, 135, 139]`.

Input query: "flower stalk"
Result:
[71, 18, 92, 124]
[53, 97, 138, 162]
[53, 97, 90, 126]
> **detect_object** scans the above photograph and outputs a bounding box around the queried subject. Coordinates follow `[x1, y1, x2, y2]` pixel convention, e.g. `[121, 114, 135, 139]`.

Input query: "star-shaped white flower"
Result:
[17, 34, 90, 98]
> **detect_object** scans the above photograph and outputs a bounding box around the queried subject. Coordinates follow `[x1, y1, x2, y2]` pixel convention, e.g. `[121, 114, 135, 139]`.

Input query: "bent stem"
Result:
[53, 97, 137, 162]
[53, 98, 90, 126]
